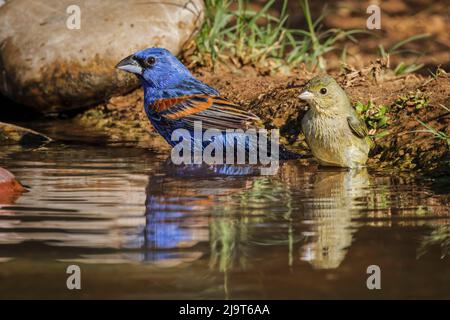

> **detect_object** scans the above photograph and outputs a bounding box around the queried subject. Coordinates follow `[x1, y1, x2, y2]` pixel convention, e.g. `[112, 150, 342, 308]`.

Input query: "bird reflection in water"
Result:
[143, 159, 371, 271]
[143, 160, 260, 266]
[298, 168, 370, 269]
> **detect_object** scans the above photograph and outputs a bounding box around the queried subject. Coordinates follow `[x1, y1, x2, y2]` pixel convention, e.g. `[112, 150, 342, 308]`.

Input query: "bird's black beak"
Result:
[115, 54, 143, 75]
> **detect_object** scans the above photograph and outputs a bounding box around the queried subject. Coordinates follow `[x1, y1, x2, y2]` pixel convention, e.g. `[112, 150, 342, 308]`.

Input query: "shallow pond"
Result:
[0, 126, 449, 299]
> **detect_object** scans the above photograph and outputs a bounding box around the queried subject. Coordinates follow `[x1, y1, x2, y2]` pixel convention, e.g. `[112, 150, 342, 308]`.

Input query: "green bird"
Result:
[298, 75, 370, 168]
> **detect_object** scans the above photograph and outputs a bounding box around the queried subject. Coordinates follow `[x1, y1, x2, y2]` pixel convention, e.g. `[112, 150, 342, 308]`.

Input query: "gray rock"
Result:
[0, 0, 204, 114]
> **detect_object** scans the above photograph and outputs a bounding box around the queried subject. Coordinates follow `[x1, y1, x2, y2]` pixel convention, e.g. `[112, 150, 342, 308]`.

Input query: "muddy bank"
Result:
[74, 65, 449, 177]
[76, 90, 170, 151]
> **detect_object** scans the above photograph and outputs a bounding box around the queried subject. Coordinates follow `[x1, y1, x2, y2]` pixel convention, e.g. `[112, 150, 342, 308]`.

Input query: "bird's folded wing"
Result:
[153, 95, 263, 131]
[347, 112, 368, 138]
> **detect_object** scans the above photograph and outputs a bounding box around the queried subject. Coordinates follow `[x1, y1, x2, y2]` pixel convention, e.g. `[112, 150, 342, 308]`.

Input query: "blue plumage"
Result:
[116, 47, 300, 161]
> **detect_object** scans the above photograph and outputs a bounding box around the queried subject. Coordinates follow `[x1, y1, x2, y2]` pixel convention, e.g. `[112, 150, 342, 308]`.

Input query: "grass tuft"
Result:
[186, 0, 361, 73]
[378, 33, 430, 76]
[406, 105, 449, 147]
[416, 119, 450, 147]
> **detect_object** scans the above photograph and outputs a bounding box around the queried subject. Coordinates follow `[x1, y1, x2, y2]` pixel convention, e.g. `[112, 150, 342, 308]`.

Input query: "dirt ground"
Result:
[76, 62, 449, 177]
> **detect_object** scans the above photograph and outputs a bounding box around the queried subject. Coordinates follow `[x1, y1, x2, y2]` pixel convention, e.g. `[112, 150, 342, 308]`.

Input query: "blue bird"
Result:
[115, 47, 300, 160]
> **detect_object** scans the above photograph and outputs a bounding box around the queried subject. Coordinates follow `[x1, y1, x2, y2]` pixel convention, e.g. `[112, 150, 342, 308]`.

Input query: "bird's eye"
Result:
[145, 56, 156, 66]
[320, 88, 327, 95]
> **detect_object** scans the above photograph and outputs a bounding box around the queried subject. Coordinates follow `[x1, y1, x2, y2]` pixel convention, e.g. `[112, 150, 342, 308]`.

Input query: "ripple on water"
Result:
[0, 144, 448, 299]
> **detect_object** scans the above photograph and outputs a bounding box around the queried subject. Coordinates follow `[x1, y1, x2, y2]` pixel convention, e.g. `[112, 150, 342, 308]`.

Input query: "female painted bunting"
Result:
[298, 75, 370, 168]
[115, 47, 300, 160]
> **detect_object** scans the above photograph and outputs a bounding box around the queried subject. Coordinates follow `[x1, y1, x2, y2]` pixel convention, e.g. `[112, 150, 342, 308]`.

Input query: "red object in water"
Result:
[0, 167, 25, 204]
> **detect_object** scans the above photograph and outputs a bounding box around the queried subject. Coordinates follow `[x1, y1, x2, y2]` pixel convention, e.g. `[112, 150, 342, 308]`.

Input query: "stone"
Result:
[0, 0, 204, 113]
[0, 121, 51, 145]
[0, 167, 25, 204]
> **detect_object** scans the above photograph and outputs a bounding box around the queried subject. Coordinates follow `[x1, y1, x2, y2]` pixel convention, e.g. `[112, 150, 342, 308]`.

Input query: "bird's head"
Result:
[298, 75, 349, 115]
[115, 47, 192, 89]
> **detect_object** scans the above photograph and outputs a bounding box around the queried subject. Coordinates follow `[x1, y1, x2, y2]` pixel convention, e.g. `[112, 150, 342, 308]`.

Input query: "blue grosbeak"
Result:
[116, 47, 300, 160]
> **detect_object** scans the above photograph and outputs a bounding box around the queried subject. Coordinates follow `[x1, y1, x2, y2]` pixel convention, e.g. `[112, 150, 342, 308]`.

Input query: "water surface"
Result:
[0, 139, 448, 299]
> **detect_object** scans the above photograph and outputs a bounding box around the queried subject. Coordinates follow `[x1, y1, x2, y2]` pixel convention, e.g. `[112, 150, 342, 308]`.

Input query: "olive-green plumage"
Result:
[299, 75, 370, 168]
